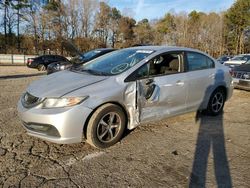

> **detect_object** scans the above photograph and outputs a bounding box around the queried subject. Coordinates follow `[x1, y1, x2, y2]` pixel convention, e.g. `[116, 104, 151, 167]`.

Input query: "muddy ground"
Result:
[0, 66, 249, 187]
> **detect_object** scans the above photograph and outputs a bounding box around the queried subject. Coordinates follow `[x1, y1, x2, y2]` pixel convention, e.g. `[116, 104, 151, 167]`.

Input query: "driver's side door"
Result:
[127, 51, 188, 123]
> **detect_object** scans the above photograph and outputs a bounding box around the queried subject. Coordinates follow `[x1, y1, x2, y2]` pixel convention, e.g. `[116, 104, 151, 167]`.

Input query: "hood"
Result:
[233, 64, 250, 72]
[27, 70, 108, 98]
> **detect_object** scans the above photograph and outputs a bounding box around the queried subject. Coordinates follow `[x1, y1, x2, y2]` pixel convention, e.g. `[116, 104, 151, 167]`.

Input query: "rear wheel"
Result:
[206, 88, 225, 116]
[38, 64, 46, 71]
[86, 103, 126, 149]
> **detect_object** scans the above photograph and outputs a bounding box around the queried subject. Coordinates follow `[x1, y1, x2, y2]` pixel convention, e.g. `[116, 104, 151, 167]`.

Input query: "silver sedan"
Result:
[17, 46, 233, 148]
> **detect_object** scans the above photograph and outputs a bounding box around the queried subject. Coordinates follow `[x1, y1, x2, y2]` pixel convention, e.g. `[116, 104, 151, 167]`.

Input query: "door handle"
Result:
[176, 80, 184, 86]
[209, 73, 215, 79]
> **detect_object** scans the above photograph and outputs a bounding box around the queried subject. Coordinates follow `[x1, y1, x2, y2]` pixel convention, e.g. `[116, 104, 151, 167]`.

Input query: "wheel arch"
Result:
[82, 101, 130, 139]
[204, 85, 228, 109]
[215, 85, 227, 99]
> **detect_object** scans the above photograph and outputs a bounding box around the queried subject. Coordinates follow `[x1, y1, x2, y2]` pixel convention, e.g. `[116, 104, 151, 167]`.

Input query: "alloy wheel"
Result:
[97, 112, 122, 143]
[211, 92, 224, 113]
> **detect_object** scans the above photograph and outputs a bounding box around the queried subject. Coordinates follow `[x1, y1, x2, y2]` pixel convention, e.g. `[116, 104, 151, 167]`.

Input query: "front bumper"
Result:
[17, 100, 93, 144]
[233, 78, 250, 91]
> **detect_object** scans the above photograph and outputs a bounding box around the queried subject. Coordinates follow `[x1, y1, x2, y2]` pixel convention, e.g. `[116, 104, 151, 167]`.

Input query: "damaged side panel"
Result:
[124, 82, 140, 129]
[124, 79, 162, 129]
[136, 75, 188, 123]
[136, 79, 161, 122]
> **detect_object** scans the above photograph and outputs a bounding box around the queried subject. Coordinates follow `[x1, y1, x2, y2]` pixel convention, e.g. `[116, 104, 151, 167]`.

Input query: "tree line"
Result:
[0, 0, 249, 57]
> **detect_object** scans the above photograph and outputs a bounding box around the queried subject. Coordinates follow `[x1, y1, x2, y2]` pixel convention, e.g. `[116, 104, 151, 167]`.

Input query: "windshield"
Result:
[231, 55, 250, 61]
[246, 60, 250, 65]
[70, 50, 103, 64]
[83, 50, 102, 61]
[73, 49, 154, 75]
[217, 56, 229, 61]
[70, 54, 85, 64]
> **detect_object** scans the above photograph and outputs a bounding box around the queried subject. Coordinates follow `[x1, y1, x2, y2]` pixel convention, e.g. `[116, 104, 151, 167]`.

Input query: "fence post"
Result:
[11, 54, 14, 64]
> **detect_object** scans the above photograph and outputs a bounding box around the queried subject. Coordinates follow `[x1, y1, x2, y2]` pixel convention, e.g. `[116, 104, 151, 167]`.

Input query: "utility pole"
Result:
[4, 0, 7, 53]
[17, 0, 20, 52]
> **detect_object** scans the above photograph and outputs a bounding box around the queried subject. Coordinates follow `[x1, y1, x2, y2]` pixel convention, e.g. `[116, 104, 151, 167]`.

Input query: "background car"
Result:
[223, 54, 250, 68]
[47, 48, 115, 74]
[18, 46, 233, 149]
[217, 55, 232, 64]
[27, 55, 70, 71]
[231, 59, 250, 91]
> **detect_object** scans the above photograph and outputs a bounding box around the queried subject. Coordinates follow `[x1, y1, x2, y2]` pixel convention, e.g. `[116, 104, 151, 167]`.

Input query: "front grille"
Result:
[21, 92, 43, 108]
[232, 71, 250, 80]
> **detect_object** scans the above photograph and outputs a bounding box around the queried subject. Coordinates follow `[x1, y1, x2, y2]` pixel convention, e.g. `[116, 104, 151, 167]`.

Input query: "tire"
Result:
[38, 64, 46, 71]
[86, 103, 126, 149]
[206, 88, 225, 116]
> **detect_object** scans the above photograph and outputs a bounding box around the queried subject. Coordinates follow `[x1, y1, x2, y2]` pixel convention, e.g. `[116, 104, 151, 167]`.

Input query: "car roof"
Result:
[235, 54, 250, 56]
[38, 54, 65, 57]
[127, 45, 209, 55]
[93, 48, 115, 52]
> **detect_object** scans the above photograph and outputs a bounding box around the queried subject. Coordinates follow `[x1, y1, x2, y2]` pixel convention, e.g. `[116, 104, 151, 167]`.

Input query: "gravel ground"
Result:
[0, 66, 249, 187]
[0, 66, 40, 76]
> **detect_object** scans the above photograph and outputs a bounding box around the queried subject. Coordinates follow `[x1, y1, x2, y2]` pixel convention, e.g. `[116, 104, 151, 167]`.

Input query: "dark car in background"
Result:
[217, 55, 232, 64]
[47, 48, 115, 74]
[27, 55, 70, 71]
[231, 59, 250, 91]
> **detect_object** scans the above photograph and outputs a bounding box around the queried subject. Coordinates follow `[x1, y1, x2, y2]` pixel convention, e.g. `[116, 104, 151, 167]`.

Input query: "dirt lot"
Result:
[0, 66, 249, 187]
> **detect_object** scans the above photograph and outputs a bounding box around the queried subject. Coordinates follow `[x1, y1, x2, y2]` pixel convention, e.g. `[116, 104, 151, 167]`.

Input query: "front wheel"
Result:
[86, 103, 126, 149]
[38, 64, 46, 71]
[206, 88, 225, 116]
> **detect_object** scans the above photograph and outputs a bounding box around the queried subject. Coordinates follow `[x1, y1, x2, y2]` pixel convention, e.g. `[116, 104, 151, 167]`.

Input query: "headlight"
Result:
[55, 64, 60, 70]
[243, 74, 250, 79]
[42, 96, 88, 108]
[60, 65, 65, 70]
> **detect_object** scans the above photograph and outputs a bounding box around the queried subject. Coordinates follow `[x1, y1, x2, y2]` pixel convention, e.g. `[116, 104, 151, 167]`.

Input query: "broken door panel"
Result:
[124, 82, 140, 129]
[137, 74, 188, 123]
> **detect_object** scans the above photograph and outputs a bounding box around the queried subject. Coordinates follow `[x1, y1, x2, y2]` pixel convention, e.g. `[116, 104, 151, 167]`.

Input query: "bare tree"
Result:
[94, 2, 111, 46]
[79, 0, 98, 38]
[22, 1, 41, 54]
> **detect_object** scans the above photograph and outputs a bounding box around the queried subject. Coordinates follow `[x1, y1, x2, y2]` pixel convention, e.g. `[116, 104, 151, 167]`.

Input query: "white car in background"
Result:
[224, 54, 250, 68]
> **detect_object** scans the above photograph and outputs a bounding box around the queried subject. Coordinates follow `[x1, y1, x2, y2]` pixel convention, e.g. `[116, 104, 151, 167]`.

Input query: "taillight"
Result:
[27, 59, 33, 64]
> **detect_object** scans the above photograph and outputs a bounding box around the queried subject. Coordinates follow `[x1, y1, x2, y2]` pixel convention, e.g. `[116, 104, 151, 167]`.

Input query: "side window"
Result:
[50, 56, 56, 61]
[58, 56, 67, 61]
[128, 52, 183, 80]
[44, 56, 52, 62]
[187, 52, 214, 71]
[206, 57, 215, 68]
[147, 53, 183, 76]
[128, 63, 149, 80]
[244, 56, 250, 61]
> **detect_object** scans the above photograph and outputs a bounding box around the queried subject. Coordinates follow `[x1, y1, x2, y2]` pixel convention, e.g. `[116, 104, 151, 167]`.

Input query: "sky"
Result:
[107, 0, 235, 21]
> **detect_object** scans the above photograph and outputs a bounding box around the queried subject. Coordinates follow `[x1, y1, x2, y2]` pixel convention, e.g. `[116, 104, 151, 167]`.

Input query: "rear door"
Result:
[185, 52, 216, 111]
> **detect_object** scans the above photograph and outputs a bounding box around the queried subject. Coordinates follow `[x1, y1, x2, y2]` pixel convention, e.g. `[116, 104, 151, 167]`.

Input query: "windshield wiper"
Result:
[80, 69, 110, 76]
[70, 66, 110, 76]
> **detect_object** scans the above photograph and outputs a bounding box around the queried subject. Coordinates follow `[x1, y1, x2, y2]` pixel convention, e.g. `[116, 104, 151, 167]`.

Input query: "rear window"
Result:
[187, 52, 214, 71]
[231, 55, 248, 61]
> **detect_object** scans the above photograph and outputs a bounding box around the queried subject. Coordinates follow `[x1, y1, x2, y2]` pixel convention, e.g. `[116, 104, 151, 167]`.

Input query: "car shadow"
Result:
[121, 128, 135, 140]
[0, 73, 45, 80]
[189, 70, 232, 187]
